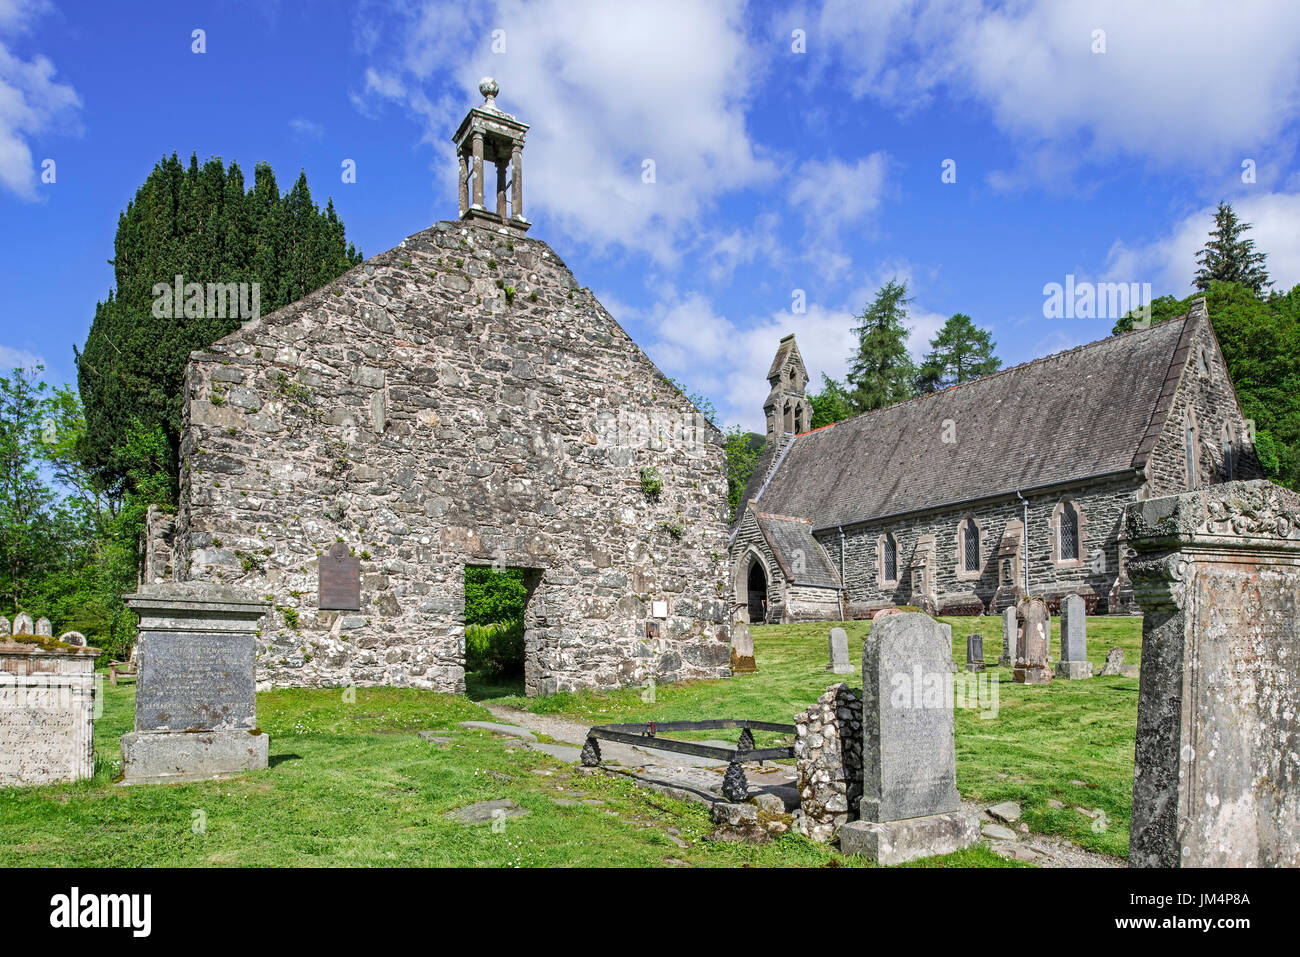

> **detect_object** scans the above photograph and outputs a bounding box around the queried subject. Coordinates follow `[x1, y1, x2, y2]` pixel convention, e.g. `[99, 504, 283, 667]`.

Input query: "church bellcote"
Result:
[764, 334, 813, 442]
[453, 77, 530, 234]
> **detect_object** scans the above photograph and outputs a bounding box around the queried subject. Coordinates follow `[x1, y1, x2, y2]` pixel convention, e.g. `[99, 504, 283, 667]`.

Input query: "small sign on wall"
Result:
[319, 543, 361, 611]
[651, 600, 668, 619]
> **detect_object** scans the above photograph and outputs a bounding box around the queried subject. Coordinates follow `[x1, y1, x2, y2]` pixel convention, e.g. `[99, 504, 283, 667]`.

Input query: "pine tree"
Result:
[845, 279, 917, 412]
[1194, 201, 1271, 296]
[914, 313, 1000, 392]
[76, 153, 362, 493]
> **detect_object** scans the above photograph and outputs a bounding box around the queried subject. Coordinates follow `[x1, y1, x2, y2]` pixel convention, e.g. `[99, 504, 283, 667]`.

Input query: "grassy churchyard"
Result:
[0, 615, 1142, 867]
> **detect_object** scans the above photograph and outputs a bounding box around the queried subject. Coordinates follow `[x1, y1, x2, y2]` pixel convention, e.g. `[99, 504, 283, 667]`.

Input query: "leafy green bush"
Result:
[465, 620, 525, 676]
[464, 567, 528, 625]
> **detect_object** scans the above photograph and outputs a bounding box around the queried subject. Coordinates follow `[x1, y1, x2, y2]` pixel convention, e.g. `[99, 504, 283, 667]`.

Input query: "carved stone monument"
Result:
[827, 626, 853, 674]
[318, 542, 361, 611]
[1055, 594, 1092, 679]
[965, 633, 985, 673]
[998, 605, 1017, 667]
[119, 583, 271, 784]
[1128, 480, 1300, 867]
[839, 613, 979, 864]
[1, 626, 101, 787]
[1013, 597, 1052, 684]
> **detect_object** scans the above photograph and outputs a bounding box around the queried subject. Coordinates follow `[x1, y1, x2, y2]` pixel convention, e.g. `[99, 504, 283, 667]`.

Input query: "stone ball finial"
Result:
[479, 76, 500, 107]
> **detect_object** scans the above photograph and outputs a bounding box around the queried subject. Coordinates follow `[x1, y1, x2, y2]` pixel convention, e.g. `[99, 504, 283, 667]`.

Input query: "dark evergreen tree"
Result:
[76, 154, 362, 494]
[1194, 201, 1271, 296]
[914, 313, 1001, 392]
[845, 279, 917, 412]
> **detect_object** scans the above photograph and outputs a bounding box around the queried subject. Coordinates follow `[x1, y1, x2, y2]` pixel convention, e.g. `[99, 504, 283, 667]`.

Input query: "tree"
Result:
[914, 313, 1000, 392]
[76, 154, 362, 493]
[808, 373, 854, 428]
[846, 279, 917, 412]
[0, 366, 59, 612]
[1193, 201, 1271, 296]
[724, 425, 762, 521]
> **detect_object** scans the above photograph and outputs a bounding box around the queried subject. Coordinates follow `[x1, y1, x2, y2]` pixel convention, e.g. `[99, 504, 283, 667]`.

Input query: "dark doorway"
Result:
[463, 565, 541, 700]
[747, 560, 768, 623]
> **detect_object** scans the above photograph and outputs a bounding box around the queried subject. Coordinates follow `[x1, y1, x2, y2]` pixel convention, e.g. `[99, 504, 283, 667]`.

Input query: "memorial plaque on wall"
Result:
[319, 543, 361, 611]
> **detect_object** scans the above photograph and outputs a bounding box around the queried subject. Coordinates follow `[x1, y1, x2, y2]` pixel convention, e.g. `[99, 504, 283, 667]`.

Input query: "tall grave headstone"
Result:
[1127, 481, 1300, 867]
[998, 605, 1017, 667]
[827, 626, 853, 674]
[839, 613, 979, 864]
[965, 634, 985, 673]
[120, 583, 271, 784]
[1013, 597, 1052, 684]
[729, 621, 756, 674]
[1054, 594, 1092, 679]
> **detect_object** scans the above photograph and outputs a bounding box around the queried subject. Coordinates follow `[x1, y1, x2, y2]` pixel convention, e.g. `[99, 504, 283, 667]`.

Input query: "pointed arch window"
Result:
[879, 532, 899, 586]
[1060, 501, 1079, 561]
[956, 516, 981, 578]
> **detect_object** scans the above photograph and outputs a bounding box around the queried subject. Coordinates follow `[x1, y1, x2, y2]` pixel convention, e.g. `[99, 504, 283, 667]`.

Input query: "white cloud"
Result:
[812, 0, 1300, 181]
[0, 343, 45, 371]
[639, 275, 949, 433]
[353, 0, 776, 263]
[0, 0, 80, 199]
[288, 116, 324, 139]
[1103, 193, 1300, 296]
[788, 152, 891, 277]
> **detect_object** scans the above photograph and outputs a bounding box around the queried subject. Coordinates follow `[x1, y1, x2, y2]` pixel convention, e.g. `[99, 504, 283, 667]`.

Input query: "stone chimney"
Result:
[452, 77, 530, 234]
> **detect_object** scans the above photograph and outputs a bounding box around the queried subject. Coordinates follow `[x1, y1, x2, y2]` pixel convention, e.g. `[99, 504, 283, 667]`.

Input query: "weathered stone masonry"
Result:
[173, 218, 733, 695]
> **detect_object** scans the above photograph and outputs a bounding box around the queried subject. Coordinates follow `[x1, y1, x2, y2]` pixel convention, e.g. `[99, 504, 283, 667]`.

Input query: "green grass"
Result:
[0, 683, 1016, 867]
[481, 615, 1144, 858]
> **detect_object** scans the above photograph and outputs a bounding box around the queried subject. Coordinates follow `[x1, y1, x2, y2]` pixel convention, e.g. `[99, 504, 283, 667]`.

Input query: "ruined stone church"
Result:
[149, 80, 733, 695]
[731, 307, 1262, 623]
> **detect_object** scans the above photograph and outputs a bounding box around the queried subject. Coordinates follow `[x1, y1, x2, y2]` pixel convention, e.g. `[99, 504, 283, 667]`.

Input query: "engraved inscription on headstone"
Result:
[319, 543, 361, 611]
[136, 631, 256, 732]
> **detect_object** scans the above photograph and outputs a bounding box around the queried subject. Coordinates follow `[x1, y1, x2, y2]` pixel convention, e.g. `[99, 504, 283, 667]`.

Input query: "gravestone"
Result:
[827, 627, 853, 674]
[0, 616, 9, 639]
[839, 613, 979, 863]
[119, 582, 271, 784]
[1127, 480, 1300, 866]
[965, 633, 985, 673]
[35, 617, 52, 637]
[729, 622, 756, 674]
[12, 612, 32, 636]
[1, 634, 101, 787]
[998, 605, 1016, 666]
[1100, 646, 1124, 677]
[1054, 594, 1092, 679]
[1013, 597, 1052, 684]
[59, 631, 87, 647]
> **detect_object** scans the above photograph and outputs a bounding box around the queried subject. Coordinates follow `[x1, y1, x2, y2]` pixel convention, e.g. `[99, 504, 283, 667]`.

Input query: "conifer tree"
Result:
[1194, 201, 1271, 296]
[845, 279, 917, 412]
[914, 313, 1001, 392]
[76, 154, 362, 492]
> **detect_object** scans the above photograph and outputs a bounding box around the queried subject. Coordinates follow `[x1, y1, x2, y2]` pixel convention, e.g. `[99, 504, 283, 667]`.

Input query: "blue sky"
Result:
[3, 0, 1300, 433]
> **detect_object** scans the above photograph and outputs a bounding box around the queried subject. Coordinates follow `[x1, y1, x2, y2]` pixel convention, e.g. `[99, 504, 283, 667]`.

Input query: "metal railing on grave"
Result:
[580, 719, 796, 803]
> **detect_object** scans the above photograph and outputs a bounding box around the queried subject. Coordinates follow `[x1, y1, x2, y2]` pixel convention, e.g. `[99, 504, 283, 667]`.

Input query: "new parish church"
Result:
[730, 311, 1263, 623]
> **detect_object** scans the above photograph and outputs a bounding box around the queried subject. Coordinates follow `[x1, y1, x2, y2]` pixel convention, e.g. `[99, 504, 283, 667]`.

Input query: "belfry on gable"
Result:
[764, 334, 813, 442]
[453, 77, 530, 233]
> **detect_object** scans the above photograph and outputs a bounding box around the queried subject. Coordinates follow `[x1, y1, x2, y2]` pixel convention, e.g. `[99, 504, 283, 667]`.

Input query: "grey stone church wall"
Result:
[825, 475, 1140, 615]
[174, 220, 733, 695]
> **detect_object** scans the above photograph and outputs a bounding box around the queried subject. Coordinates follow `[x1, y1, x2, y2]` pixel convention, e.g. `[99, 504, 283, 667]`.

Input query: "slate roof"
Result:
[749, 312, 1199, 532]
[753, 511, 841, 588]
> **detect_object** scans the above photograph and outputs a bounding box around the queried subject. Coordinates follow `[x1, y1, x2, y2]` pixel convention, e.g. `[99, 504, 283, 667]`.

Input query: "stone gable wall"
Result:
[729, 507, 783, 623]
[1145, 314, 1264, 498]
[174, 220, 732, 694]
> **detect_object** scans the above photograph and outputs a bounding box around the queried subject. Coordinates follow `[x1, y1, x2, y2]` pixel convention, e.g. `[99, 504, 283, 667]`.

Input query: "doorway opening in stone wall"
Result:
[744, 556, 769, 624]
[463, 565, 543, 700]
